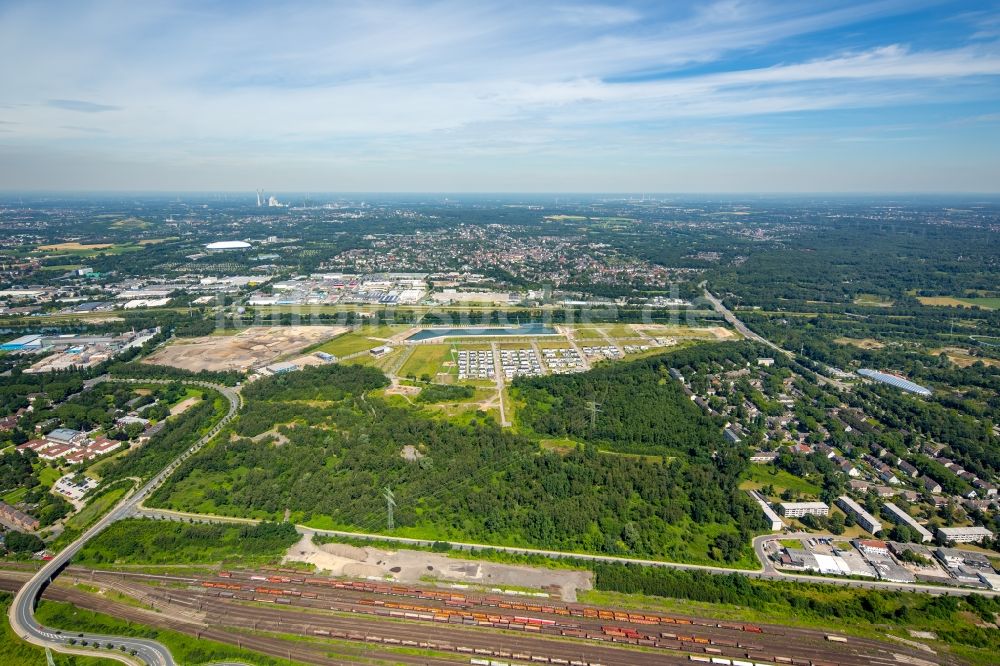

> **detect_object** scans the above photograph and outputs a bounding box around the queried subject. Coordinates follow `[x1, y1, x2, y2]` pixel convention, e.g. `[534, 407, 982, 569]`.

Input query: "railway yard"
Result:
[0, 565, 949, 666]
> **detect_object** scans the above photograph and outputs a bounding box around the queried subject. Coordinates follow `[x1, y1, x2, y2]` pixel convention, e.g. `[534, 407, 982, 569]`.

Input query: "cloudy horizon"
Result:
[2, 0, 999, 192]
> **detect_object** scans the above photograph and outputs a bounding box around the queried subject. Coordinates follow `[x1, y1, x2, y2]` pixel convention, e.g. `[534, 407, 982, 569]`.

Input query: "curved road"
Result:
[8, 378, 241, 666]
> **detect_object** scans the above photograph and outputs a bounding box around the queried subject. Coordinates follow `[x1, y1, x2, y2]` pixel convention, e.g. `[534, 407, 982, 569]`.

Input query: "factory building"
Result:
[0, 334, 44, 352]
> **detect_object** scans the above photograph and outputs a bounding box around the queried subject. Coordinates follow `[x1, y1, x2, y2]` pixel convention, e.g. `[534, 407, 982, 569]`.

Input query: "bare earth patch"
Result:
[400, 444, 425, 461]
[169, 396, 201, 416]
[632, 324, 736, 340]
[38, 242, 114, 251]
[834, 337, 885, 350]
[284, 532, 592, 601]
[933, 347, 1000, 368]
[143, 326, 347, 372]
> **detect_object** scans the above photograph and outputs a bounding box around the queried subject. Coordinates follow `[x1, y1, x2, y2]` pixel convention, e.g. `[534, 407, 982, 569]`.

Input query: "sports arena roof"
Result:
[205, 240, 251, 250]
[857, 369, 932, 396]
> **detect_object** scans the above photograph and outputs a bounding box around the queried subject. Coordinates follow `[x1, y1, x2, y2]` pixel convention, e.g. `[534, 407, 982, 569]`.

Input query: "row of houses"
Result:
[0, 501, 39, 531]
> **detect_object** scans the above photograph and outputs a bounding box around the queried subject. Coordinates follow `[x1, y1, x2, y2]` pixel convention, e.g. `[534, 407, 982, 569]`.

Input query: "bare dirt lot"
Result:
[835, 337, 885, 350]
[284, 532, 592, 601]
[169, 396, 201, 416]
[632, 324, 736, 340]
[144, 326, 347, 372]
[933, 346, 1000, 368]
[37, 242, 114, 251]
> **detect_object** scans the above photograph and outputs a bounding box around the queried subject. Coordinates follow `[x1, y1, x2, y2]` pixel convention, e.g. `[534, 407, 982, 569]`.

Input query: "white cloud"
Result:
[0, 0, 997, 190]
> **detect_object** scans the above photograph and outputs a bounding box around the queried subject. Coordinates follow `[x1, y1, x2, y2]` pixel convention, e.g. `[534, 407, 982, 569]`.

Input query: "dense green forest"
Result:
[150, 362, 766, 565]
[709, 215, 999, 307]
[513, 342, 769, 457]
[75, 518, 298, 565]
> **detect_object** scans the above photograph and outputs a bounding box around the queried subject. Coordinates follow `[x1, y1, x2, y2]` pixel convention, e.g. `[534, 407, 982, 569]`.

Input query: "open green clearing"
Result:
[957, 297, 1000, 309]
[853, 293, 894, 307]
[739, 464, 822, 496]
[312, 331, 385, 357]
[399, 343, 456, 380]
[64, 485, 130, 532]
[38, 464, 62, 487]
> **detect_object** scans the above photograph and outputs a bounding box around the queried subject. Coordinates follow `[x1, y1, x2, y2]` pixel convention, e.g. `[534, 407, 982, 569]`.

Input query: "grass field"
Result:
[573, 327, 608, 340]
[353, 324, 411, 339]
[38, 464, 61, 487]
[399, 344, 456, 379]
[540, 438, 579, 454]
[37, 242, 112, 251]
[37, 263, 84, 271]
[36, 242, 144, 257]
[110, 216, 151, 229]
[959, 297, 1000, 309]
[65, 485, 130, 532]
[1, 486, 27, 504]
[834, 337, 884, 349]
[304, 331, 382, 357]
[600, 323, 641, 338]
[740, 465, 822, 496]
[918, 295, 999, 310]
[853, 293, 894, 307]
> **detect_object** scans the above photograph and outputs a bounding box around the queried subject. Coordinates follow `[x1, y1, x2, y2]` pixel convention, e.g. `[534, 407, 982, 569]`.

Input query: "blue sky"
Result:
[1, 0, 999, 192]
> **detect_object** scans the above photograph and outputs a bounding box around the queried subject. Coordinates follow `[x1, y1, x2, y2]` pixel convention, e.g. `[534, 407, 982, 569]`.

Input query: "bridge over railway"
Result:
[8, 377, 241, 666]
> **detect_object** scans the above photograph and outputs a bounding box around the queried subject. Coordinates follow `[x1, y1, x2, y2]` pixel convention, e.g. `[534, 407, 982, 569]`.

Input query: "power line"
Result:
[383, 485, 396, 530]
[585, 400, 602, 430]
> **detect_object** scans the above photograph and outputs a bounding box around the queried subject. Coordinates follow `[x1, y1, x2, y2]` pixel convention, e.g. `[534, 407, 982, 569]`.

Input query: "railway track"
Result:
[62, 567, 952, 666]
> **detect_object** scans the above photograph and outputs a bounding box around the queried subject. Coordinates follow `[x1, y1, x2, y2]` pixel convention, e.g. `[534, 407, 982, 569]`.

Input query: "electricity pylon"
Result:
[383, 486, 396, 530]
[585, 401, 602, 430]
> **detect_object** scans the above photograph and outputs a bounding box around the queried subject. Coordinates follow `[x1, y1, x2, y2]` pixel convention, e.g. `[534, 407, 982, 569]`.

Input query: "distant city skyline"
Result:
[1, 1, 999, 192]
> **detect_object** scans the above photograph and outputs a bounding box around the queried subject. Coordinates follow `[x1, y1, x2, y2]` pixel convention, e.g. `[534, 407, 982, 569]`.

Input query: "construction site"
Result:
[143, 326, 348, 372]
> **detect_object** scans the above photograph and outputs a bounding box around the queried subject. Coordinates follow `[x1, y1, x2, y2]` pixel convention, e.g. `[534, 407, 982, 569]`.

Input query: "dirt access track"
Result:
[144, 325, 347, 372]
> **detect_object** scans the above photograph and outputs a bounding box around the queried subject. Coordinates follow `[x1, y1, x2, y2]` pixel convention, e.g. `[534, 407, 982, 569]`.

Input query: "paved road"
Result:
[702, 286, 850, 391]
[134, 505, 999, 599]
[702, 287, 784, 352]
[8, 378, 241, 666]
